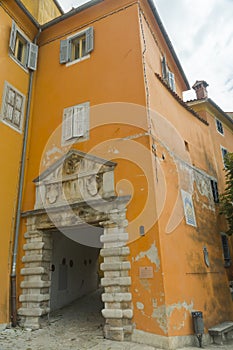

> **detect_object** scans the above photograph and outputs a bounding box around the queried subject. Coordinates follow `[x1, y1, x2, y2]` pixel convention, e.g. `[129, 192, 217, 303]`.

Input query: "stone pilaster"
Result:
[100, 209, 133, 341]
[18, 224, 52, 329]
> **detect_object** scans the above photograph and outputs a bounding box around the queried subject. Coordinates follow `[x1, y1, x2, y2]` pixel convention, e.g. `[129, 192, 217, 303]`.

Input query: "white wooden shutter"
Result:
[62, 107, 73, 141]
[168, 71, 176, 91]
[161, 56, 168, 79]
[27, 43, 38, 70]
[73, 105, 85, 137]
[86, 27, 94, 54]
[60, 39, 70, 63]
[9, 21, 17, 52]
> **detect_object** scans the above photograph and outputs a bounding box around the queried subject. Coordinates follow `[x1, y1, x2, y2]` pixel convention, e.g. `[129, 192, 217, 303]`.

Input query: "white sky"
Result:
[58, 0, 233, 111]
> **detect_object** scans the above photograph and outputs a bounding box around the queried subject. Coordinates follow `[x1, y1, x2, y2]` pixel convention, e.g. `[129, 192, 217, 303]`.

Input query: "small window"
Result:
[216, 119, 224, 135]
[60, 27, 94, 64]
[161, 56, 176, 92]
[221, 234, 231, 267]
[210, 179, 219, 203]
[1, 81, 25, 132]
[9, 21, 38, 70]
[221, 146, 228, 168]
[61, 102, 89, 144]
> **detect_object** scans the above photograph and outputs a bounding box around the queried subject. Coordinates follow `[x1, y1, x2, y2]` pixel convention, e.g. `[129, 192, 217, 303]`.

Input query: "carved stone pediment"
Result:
[33, 150, 116, 209]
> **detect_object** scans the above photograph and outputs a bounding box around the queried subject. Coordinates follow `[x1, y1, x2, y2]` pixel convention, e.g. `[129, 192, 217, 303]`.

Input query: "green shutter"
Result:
[9, 21, 17, 53]
[86, 27, 94, 54]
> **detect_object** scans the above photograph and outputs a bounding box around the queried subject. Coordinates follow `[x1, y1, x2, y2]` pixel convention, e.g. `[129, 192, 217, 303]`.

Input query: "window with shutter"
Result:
[221, 235, 231, 267]
[1, 81, 25, 132]
[161, 56, 176, 92]
[220, 146, 228, 168]
[60, 27, 94, 65]
[210, 180, 219, 203]
[9, 21, 38, 70]
[61, 102, 90, 145]
[216, 118, 224, 135]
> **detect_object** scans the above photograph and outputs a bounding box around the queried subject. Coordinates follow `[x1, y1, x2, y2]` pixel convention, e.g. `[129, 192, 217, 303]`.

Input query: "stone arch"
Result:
[18, 150, 133, 341]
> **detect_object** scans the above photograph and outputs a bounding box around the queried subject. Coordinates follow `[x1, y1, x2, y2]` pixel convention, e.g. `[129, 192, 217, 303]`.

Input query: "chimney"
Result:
[192, 80, 209, 100]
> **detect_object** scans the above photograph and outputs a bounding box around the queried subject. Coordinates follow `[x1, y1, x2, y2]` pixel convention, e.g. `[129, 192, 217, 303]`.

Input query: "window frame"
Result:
[221, 233, 231, 267]
[220, 145, 228, 168]
[0, 81, 25, 133]
[215, 118, 224, 135]
[60, 27, 94, 66]
[9, 20, 38, 71]
[61, 102, 90, 145]
[210, 179, 219, 203]
[161, 56, 176, 92]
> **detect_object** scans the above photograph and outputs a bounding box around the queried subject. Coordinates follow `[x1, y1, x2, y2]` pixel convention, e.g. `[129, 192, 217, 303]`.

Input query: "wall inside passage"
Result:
[50, 230, 100, 311]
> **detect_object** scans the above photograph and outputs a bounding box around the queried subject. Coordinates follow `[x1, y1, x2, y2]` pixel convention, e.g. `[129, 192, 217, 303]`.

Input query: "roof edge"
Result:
[146, 0, 190, 90]
[187, 98, 233, 127]
[14, 0, 40, 29]
[53, 0, 64, 15]
[41, 0, 104, 30]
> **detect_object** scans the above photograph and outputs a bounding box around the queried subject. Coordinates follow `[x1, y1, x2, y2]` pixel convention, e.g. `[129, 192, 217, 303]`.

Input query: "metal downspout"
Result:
[10, 28, 41, 327]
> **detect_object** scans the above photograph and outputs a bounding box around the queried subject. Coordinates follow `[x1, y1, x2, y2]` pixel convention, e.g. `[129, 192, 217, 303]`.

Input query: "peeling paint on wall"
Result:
[152, 299, 168, 334]
[136, 302, 144, 310]
[152, 299, 194, 334]
[194, 171, 215, 211]
[135, 243, 160, 271]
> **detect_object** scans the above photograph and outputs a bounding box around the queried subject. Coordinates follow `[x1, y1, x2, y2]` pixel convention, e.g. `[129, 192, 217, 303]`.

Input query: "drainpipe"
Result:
[10, 28, 41, 327]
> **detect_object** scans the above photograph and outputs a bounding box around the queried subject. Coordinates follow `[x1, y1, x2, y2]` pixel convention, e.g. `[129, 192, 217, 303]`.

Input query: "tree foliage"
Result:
[220, 153, 233, 236]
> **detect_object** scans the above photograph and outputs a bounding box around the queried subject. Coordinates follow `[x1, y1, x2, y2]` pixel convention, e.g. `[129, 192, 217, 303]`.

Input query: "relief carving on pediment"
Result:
[34, 150, 116, 210]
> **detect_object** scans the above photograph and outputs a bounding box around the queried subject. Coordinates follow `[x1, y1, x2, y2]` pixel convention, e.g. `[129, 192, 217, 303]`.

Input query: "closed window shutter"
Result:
[62, 107, 73, 141]
[60, 39, 70, 63]
[73, 105, 85, 137]
[9, 21, 17, 52]
[86, 27, 94, 53]
[27, 43, 38, 70]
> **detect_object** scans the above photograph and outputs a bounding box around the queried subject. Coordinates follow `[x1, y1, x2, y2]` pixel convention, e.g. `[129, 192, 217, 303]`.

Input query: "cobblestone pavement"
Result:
[0, 289, 233, 350]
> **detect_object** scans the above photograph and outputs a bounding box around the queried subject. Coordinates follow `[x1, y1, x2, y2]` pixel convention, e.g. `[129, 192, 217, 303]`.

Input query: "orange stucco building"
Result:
[0, 0, 233, 348]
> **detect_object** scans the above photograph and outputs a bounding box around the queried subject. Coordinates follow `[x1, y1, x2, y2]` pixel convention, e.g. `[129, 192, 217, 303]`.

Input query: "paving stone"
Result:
[0, 290, 233, 350]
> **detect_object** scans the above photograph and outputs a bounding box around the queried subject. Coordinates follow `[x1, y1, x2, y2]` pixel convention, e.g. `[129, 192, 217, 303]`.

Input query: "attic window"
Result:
[60, 27, 94, 65]
[9, 21, 38, 71]
[161, 56, 176, 92]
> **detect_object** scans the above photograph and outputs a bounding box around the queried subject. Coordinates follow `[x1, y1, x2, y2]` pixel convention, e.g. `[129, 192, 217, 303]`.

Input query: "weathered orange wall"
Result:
[0, 2, 38, 324]
[137, 0, 233, 338]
